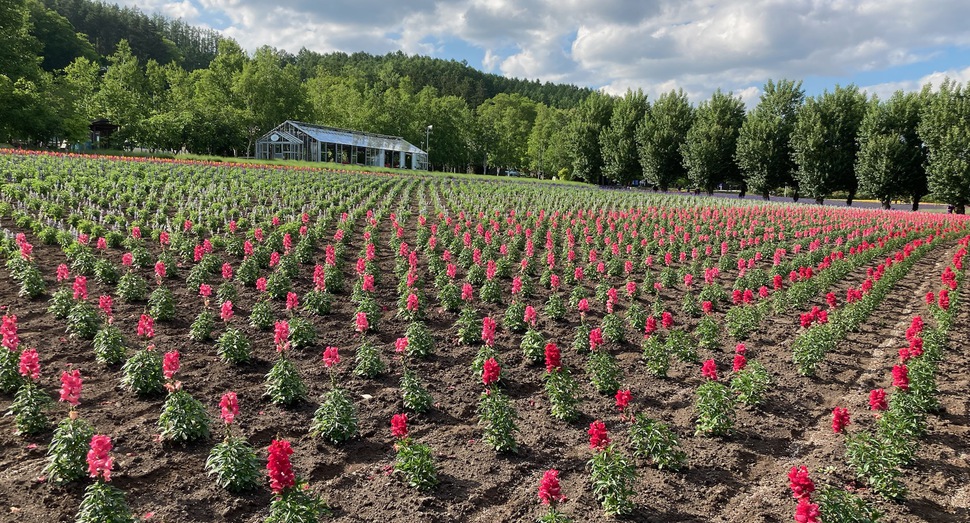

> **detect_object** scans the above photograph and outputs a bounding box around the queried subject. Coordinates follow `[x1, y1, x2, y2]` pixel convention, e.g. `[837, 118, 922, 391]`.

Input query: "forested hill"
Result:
[290, 50, 592, 110]
[35, 0, 590, 109]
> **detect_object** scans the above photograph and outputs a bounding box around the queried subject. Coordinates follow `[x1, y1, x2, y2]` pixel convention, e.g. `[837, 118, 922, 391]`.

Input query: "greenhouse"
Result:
[255, 120, 427, 169]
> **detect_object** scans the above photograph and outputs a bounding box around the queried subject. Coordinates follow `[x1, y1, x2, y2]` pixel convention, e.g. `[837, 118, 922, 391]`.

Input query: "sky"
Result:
[121, 0, 970, 106]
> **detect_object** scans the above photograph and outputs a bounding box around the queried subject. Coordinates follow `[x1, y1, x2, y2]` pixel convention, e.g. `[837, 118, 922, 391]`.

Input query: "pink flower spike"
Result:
[219, 392, 239, 425]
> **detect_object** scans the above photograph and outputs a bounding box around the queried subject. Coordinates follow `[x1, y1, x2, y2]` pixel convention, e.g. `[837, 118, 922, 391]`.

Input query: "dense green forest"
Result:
[2, 0, 970, 211]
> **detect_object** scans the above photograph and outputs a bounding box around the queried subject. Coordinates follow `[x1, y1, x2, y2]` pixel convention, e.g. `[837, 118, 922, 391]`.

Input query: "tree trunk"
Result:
[846, 190, 855, 206]
[911, 198, 920, 212]
[792, 189, 799, 203]
[881, 199, 891, 210]
[761, 190, 770, 200]
[957, 203, 966, 214]
[815, 196, 824, 205]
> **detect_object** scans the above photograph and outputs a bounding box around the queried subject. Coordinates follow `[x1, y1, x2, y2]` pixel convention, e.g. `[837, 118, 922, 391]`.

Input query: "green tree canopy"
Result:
[600, 89, 647, 185]
[635, 89, 693, 191]
[791, 84, 868, 204]
[735, 79, 804, 199]
[918, 79, 970, 213]
[856, 90, 926, 210]
[681, 89, 745, 195]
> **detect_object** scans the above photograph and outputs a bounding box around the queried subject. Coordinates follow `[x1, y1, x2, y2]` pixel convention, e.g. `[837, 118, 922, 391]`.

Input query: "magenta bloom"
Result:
[59, 369, 82, 406]
[220, 300, 234, 322]
[544, 343, 561, 373]
[788, 465, 814, 500]
[274, 320, 290, 351]
[220, 392, 239, 425]
[19, 348, 40, 381]
[322, 346, 340, 368]
[701, 359, 718, 381]
[162, 350, 180, 380]
[615, 389, 632, 413]
[588, 420, 610, 451]
[87, 434, 114, 482]
[391, 413, 408, 439]
[537, 469, 566, 505]
[868, 389, 888, 411]
[266, 439, 295, 494]
[482, 357, 501, 386]
[354, 312, 369, 334]
[892, 364, 909, 390]
[831, 407, 850, 433]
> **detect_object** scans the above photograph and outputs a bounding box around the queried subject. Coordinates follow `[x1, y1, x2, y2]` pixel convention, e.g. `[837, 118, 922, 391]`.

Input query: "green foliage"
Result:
[477, 389, 518, 453]
[48, 288, 75, 319]
[7, 259, 46, 298]
[66, 301, 100, 340]
[352, 340, 385, 378]
[264, 482, 330, 523]
[572, 322, 592, 354]
[265, 356, 307, 406]
[401, 369, 433, 413]
[394, 440, 438, 491]
[266, 270, 293, 300]
[918, 79, 970, 211]
[121, 349, 164, 395]
[695, 315, 721, 351]
[641, 334, 670, 377]
[189, 309, 215, 341]
[588, 446, 637, 516]
[479, 278, 501, 304]
[666, 329, 698, 363]
[725, 304, 761, 340]
[148, 287, 176, 321]
[791, 85, 868, 204]
[694, 381, 735, 436]
[205, 435, 261, 492]
[845, 431, 906, 500]
[543, 292, 567, 321]
[93, 321, 128, 365]
[792, 323, 836, 376]
[76, 481, 135, 523]
[216, 328, 252, 364]
[249, 300, 274, 330]
[405, 321, 434, 358]
[310, 389, 358, 443]
[8, 381, 52, 435]
[302, 289, 333, 315]
[0, 348, 24, 393]
[586, 350, 621, 395]
[629, 414, 687, 470]
[736, 79, 804, 198]
[815, 486, 883, 523]
[158, 389, 212, 442]
[45, 416, 96, 484]
[502, 301, 526, 333]
[625, 303, 646, 332]
[543, 369, 580, 421]
[601, 313, 625, 343]
[455, 307, 480, 345]
[116, 272, 147, 302]
[288, 317, 317, 350]
[93, 259, 120, 285]
[730, 360, 771, 406]
[636, 89, 694, 191]
[601, 89, 647, 184]
[520, 328, 545, 364]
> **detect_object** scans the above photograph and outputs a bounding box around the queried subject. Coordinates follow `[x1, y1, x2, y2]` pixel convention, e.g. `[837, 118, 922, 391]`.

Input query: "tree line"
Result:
[1, 0, 969, 211]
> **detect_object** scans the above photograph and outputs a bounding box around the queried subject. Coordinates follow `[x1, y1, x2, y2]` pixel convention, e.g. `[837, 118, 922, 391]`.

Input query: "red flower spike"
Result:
[266, 439, 295, 494]
[544, 343, 561, 373]
[831, 407, 850, 433]
[59, 369, 82, 406]
[87, 435, 113, 482]
[482, 357, 501, 386]
[615, 389, 632, 413]
[538, 469, 566, 506]
[588, 421, 610, 451]
[788, 465, 814, 500]
[701, 359, 718, 381]
[220, 392, 239, 425]
[868, 389, 887, 411]
[794, 498, 821, 523]
[322, 346, 340, 368]
[391, 413, 408, 439]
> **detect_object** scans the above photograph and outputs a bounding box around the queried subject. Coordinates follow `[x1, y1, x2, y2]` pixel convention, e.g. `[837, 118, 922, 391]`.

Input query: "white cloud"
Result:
[861, 66, 970, 100]
[112, 0, 970, 105]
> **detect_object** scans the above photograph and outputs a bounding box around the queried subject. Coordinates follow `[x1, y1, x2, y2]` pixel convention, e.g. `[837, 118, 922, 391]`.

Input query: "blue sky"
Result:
[122, 0, 970, 106]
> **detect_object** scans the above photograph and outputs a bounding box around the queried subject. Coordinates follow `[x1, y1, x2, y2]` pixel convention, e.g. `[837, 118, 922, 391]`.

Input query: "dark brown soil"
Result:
[0, 215, 967, 523]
